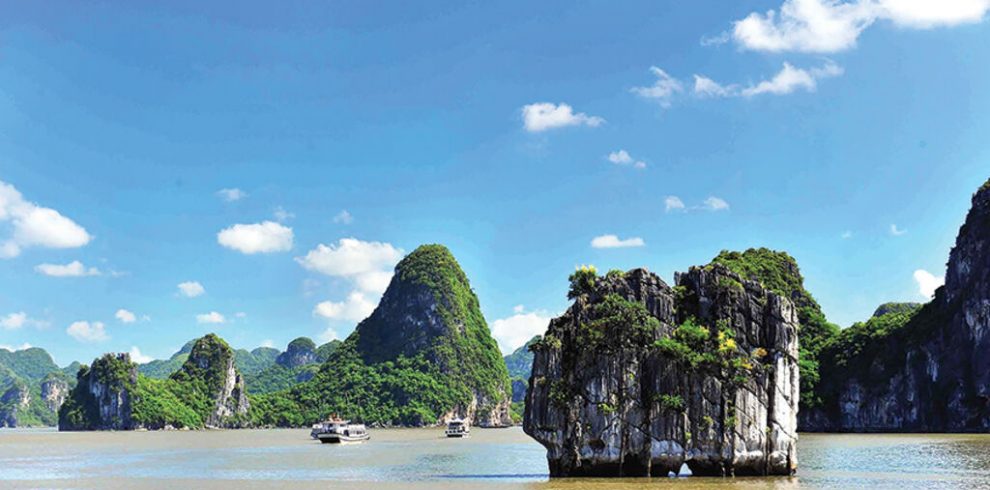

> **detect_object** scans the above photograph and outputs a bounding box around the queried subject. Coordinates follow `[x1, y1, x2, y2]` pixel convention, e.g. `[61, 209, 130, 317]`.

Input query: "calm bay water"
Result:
[2, 427, 990, 489]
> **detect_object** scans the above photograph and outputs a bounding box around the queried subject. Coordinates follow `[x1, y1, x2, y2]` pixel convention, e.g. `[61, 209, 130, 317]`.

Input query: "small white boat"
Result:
[445, 418, 470, 438]
[312, 418, 370, 444]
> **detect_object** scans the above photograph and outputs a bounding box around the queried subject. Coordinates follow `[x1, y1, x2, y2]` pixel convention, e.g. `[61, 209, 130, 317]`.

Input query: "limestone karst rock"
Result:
[806, 178, 990, 431]
[59, 353, 138, 431]
[524, 266, 798, 477]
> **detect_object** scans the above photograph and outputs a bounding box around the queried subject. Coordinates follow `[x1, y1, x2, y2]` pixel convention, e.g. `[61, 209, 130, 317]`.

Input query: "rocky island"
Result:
[59, 333, 249, 430]
[252, 244, 513, 428]
[524, 265, 799, 476]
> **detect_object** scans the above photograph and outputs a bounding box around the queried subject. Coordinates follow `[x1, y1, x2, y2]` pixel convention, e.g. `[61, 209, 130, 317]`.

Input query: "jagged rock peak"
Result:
[350, 244, 513, 427]
[524, 265, 799, 477]
[172, 334, 250, 428]
[59, 353, 138, 431]
[276, 337, 318, 369]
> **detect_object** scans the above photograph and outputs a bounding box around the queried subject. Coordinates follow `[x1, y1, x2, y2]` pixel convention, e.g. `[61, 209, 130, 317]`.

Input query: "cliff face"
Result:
[171, 334, 250, 428]
[41, 375, 69, 413]
[275, 338, 319, 369]
[806, 179, 990, 431]
[59, 354, 137, 431]
[0, 382, 30, 427]
[524, 266, 799, 477]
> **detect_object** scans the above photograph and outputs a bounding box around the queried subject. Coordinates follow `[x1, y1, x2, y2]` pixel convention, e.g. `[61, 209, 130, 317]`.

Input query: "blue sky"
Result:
[1, 1, 989, 365]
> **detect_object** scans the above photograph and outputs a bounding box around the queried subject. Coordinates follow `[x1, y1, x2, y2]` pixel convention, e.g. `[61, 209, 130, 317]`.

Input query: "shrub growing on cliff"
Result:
[567, 265, 598, 299]
[581, 294, 660, 350]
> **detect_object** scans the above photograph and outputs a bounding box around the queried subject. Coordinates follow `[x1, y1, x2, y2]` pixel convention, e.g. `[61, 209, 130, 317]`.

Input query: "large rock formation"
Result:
[806, 178, 990, 431]
[524, 266, 799, 477]
[170, 334, 250, 428]
[257, 244, 512, 428]
[59, 354, 138, 431]
[59, 334, 250, 430]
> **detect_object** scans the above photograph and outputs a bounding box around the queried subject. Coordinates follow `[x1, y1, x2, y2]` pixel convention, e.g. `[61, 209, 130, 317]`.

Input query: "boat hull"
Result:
[318, 433, 370, 444]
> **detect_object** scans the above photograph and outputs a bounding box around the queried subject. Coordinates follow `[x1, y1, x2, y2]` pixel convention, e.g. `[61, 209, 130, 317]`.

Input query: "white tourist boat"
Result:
[311, 418, 370, 444]
[444, 418, 470, 438]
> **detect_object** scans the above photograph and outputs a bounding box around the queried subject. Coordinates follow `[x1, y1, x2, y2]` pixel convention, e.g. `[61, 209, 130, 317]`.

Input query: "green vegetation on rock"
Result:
[252, 244, 512, 427]
[710, 248, 840, 409]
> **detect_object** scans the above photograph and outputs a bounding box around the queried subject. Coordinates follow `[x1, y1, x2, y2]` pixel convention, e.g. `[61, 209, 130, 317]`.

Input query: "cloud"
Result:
[273, 206, 294, 222]
[0, 312, 46, 330]
[841, 230, 853, 239]
[333, 210, 354, 224]
[491, 310, 552, 353]
[35, 260, 101, 277]
[703, 197, 731, 211]
[313, 292, 376, 322]
[607, 150, 647, 169]
[115, 309, 137, 324]
[0, 180, 91, 258]
[1, 312, 27, 330]
[0, 342, 32, 352]
[513, 304, 526, 314]
[260, 339, 275, 348]
[890, 224, 907, 236]
[178, 281, 205, 298]
[914, 269, 944, 298]
[591, 234, 646, 249]
[67, 321, 108, 343]
[521, 102, 605, 132]
[128, 346, 153, 364]
[665, 196, 686, 213]
[741, 61, 843, 97]
[217, 221, 293, 254]
[693, 75, 738, 98]
[196, 311, 226, 324]
[317, 327, 340, 344]
[700, 31, 732, 46]
[631, 67, 684, 107]
[732, 0, 990, 53]
[217, 188, 247, 202]
[296, 238, 403, 294]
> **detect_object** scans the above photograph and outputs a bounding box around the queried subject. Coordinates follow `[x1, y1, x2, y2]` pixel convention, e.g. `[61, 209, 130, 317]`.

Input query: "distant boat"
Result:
[312, 418, 370, 444]
[445, 418, 470, 438]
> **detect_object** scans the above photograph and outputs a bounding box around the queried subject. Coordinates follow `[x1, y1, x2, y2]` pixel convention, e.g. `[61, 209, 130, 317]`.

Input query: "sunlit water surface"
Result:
[3, 427, 990, 489]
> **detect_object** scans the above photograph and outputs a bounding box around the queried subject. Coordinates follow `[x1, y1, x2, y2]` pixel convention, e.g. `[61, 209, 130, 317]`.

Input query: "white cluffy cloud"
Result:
[313, 291, 377, 322]
[732, 0, 990, 53]
[217, 221, 293, 254]
[703, 196, 731, 211]
[333, 210, 354, 224]
[67, 321, 108, 343]
[521, 102, 605, 132]
[890, 223, 907, 236]
[273, 206, 294, 222]
[0, 180, 92, 258]
[196, 311, 226, 324]
[591, 234, 646, 249]
[217, 188, 247, 202]
[128, 346, 153, 364]
[665, 196, 686, 213]
[665, 196, 730, 212]
[296, 238, 403, 295]
[631, 67, 684, 107]
[607, 150, 647, 169]
[694, 61, 842, 98]
[178, 281, 206, 298]
[1, 312, 47, 330]
[115, 309, 137, 323]
[914, 269, 944, 298]
[491, 306, 552, 353]
[35, 260, 101, 277]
